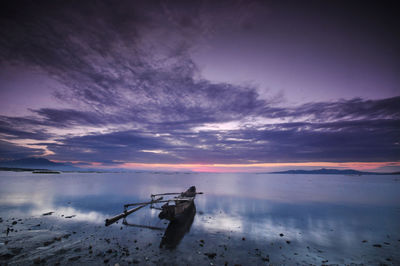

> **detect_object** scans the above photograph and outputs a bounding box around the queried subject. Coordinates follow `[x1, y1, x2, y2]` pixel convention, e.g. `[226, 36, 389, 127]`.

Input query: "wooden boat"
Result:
[105, 186, 202, 226]
[157, 186, 197, 221]
[32, 170, 61, 174]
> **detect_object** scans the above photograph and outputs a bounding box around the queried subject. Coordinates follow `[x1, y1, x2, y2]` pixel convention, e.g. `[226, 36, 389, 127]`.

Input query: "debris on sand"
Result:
[68, 256, 81, 261]
[43, 239, 56, 246]
[261, 255, 270, 262]
[9, 247, 23, 255]
[55, 249, 67, 255]
[204, 252, 217, 259]
[33, 257, 46, 264]
[0, 253, 15, 260]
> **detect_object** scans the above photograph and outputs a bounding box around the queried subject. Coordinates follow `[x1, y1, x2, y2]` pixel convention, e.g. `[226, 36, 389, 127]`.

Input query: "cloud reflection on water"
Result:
[0, 171, 399, 256]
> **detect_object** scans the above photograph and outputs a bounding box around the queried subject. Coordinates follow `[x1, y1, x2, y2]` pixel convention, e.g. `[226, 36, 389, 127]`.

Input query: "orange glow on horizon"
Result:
[114, 161, 400, 172]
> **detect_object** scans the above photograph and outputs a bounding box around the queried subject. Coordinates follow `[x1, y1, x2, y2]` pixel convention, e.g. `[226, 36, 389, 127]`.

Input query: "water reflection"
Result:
[0, 171, 399, 263]
[160, 202, 196, 249]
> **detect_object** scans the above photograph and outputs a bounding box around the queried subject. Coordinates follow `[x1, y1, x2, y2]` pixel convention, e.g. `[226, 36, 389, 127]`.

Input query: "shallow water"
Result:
[0, 171, 399, 265]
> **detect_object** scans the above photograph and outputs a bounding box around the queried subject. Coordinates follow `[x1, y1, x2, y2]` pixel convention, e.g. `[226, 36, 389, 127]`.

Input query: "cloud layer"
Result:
[0, 1, 399, 167]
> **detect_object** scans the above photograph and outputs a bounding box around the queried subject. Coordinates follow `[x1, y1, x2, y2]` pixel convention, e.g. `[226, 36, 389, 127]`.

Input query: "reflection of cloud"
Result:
[0, 174, 112, 224]
[0, 192, 52, 209]
[248, 217, 338, 246]
[30, 206, 106, 224]
[0, 193, 106, 224]
[195, 174, 400, 206]
[196, 212, 243, 233]
[194, 210, 334, 246]
[0, 189, 106, 224]
[195, 210, 376, 249]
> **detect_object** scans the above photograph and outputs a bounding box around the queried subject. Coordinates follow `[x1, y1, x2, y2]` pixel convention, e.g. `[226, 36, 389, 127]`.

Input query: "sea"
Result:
[0, 171, 399, 265]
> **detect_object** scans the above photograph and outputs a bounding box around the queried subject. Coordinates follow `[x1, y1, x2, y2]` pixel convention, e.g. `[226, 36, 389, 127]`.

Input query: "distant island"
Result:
[269, 168, 400, 175]
[1, 158, 400, 175]
[0, 157, 82, 172]
[0, 157, 126, 173]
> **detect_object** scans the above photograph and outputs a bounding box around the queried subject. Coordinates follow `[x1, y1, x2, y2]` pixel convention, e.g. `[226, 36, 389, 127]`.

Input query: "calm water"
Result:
[1, 171, 400, 265]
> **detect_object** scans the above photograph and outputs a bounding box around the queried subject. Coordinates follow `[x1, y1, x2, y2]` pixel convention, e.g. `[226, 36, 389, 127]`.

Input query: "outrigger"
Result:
[105, 186, 202, 227]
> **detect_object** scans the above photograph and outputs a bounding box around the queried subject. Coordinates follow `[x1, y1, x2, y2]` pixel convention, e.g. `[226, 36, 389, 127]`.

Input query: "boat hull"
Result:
[159, 202, 196, 249]
[158, 186, 197, 221]
[158, 200, 194, 221]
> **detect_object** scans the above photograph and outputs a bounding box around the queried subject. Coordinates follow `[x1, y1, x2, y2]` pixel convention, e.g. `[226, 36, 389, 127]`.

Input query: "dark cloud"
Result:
[31, 109, 107, 127]
[0, 0, 268, 124]
[37, 102, 399, 164]
[291, 97, 400, 122]
[246, 120, 399, 163]
[0, 1, 399, 164]
[257, 96, 400, 121]
[0, 140, 43, 159]
[46, 130, 178, 163]
[0, 117, 51, 140]
[1, 95, 399, 163]
[10, 96, 399, 134]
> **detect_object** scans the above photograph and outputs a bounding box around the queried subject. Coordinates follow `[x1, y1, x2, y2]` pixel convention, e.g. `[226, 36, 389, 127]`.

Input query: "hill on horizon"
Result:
[270, 168, 399, 175]
[0, 157, 81, 171]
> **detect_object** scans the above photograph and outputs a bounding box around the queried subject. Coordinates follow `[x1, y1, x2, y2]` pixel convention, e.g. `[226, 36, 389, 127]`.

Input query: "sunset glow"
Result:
[116, 161, 400, 172]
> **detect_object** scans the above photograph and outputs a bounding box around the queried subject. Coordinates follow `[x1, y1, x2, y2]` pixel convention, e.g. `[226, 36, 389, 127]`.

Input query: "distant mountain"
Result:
[0, 157, 81, 171]
[270, 168, 399, 175]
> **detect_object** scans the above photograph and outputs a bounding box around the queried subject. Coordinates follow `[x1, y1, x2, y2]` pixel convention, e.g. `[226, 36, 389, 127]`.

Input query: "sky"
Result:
[0, 0, 399, 172]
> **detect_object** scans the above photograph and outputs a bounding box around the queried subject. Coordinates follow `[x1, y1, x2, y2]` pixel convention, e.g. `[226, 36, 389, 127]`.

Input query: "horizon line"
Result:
[96, 161, 400, 173]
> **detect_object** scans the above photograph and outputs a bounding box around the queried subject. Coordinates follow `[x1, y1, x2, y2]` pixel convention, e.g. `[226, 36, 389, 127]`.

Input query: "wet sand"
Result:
[1, 211, 399, 265]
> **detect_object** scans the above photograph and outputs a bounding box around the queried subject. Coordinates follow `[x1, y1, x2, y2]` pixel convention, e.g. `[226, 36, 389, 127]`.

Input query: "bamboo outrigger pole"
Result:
[105, 197, 163, 226]
[124, 197, 196, 208]
[151, 192, 203, 197]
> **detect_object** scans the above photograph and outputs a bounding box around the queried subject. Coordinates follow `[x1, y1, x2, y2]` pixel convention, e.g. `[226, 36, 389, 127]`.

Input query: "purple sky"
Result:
[0, 0, 399, 171]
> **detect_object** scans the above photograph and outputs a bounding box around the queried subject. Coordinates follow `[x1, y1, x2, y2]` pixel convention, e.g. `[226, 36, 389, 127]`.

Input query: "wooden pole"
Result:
[151, 192, 181, 197]
[124, 197, 195, 208]
[151, 192, 203, 197]
[105, 197, 163, 226]
[124, 199, 167, 208]
[122, 220, 164, 231]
